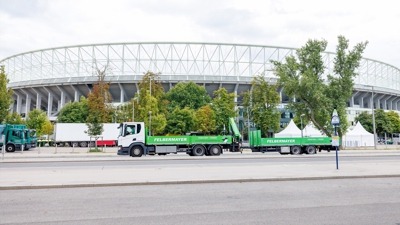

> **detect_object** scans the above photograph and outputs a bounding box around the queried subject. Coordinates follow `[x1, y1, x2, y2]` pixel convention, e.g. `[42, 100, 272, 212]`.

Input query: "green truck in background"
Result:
[0, 124, 26, 152]
[0, 124, 37, 152]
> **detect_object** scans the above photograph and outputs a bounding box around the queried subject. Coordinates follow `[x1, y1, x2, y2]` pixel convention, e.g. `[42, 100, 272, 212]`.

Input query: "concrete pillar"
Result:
[382, 95, 391, 110]
[60, 91, 65, 109]
[360, 92, 369, 109]
[234, 83, 238, 103]
[25, 94, 31, 116]
[375, 94, 384, 109]
[16, 93, 22, 115]
[36, 93, 42, 110]
[350, 91, 359, 107]
[71, 85, 82, 102]
[47, 92, 53, 117]
[118, 83, 126, 103]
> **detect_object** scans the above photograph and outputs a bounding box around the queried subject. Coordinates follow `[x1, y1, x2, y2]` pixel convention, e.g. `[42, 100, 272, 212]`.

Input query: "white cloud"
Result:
[0, 0, 399, 68]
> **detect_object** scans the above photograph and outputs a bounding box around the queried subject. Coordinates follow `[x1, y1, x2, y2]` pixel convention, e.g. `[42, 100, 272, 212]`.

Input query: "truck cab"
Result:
[24, 129, 37, 149]
[0, 124, 27, 152]
[117, 122, 146, 155]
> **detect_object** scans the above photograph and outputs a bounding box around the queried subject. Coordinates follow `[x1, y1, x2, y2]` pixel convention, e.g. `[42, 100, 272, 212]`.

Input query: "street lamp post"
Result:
[300, 114, 305, 138]
[132, 97, 138, 122]
[149, 111, 152, 136]
[371, 86, 377, 149]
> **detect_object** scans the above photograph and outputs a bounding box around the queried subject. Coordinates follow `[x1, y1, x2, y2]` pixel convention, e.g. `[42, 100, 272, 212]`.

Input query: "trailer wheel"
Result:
[305, 145, 316, 154]
[6, 144, 15, 152]
[131, 146, 143, 157]
[291, 145, 302, 155]
[192, 145, 205, 156]
[209, 145, 221, 156]
[79, 142, 88, 147]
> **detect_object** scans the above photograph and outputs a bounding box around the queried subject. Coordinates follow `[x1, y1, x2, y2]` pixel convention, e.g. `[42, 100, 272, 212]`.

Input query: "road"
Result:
[1, 178, 399, 225]
[1, 153, 400, 190]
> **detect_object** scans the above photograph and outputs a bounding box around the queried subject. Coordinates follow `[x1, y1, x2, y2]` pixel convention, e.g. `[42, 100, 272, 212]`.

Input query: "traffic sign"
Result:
[331, 109, 340, 125]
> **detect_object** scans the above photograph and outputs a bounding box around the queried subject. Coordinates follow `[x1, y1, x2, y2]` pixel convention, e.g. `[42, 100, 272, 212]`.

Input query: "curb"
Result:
[2, 174, 400, 190]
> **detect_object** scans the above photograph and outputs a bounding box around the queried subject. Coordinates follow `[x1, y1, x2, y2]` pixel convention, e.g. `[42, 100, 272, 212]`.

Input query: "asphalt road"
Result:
[1, 155, 400, 169]
[1, 178, 399, 225]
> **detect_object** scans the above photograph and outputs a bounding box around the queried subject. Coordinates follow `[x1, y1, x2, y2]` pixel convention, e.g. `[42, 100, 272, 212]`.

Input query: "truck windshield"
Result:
[30, 130, 36, 138]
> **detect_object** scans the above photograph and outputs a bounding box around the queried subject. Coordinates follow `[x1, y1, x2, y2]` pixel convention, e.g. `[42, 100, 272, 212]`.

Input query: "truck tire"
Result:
[6, 144, 15, 152]
[209, 145, 221, 156]
[192, 145, 205, 156]
[131, 146, 143, 157]
[79, 142, 88, 147]
[305, 145, 316, 154]
[89, 142, 95, 147]
[291, 145, 302, 155]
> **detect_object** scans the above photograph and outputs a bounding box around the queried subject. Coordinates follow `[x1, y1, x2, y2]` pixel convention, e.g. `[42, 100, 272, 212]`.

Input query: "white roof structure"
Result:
[275, 119, 301, 137]
[342, 122, 374, 147]
[303, 123, 326, 137]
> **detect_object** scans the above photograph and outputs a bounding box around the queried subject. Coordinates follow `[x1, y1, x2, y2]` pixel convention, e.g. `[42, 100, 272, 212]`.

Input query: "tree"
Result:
[58, 96, 89, 123]
[165, 81, 211, 111]
[42, 120, 54, 144]
[354, 111, 373, 132]
[165, 107, 196, 134]
[4, 112, 24, 124]
[194, 105, 216, 134]
[386, 111, 400, 133]
[242, 73, 281, 136]
[25, 109, 47, 137]
[86, 65, 113, 136]
[271, 36, 368, 138]
[374, 109, 393, 135]
[134, 71, 167, 134]
[0, 65, 14, 123]
[211, 88, 236, 134]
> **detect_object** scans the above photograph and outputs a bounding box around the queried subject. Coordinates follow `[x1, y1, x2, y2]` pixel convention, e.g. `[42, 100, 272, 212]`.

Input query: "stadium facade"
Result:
[1, 42, 400, 125]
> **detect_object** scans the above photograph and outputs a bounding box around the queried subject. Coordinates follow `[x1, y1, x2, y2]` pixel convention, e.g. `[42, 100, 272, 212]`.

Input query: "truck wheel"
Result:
[305, 145, 316, 154]
[6, 144, 15, 152]
[291, 146, 302, 155]
[209, 145, 221, 156]
[89, 142, 95, 147]
[80, 142, 88, 147]
[131, 146, 143, 157]
[192, 145, 205, 156]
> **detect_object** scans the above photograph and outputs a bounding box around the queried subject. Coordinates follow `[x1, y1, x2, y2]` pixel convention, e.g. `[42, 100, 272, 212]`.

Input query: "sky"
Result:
[0, 0, 399, 68]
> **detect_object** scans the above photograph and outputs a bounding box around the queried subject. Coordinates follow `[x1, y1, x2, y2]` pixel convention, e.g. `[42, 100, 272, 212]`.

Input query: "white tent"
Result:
[343, 122, 374, 147]
[275, 119, 301, 137]
[303, 123, 326, 137]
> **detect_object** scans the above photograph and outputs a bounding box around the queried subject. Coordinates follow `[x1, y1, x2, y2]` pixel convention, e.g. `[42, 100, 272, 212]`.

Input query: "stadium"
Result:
[1, 42, 400, 126]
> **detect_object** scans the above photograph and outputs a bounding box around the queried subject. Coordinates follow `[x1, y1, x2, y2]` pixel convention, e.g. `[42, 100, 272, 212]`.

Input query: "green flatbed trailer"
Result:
[249, 130, 334, 154]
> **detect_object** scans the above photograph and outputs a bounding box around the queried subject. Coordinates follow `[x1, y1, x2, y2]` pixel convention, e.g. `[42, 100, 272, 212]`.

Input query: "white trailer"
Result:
[54, 123, 120, 147]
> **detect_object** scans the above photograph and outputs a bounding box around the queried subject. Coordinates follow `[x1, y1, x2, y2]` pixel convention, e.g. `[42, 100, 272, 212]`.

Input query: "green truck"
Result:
[249, 130, 334, 154]
[0, 124, 27, 152]
[117, 117, 333, 157]
[11, 124, 37, 150]
[117, 118, 241, 157]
